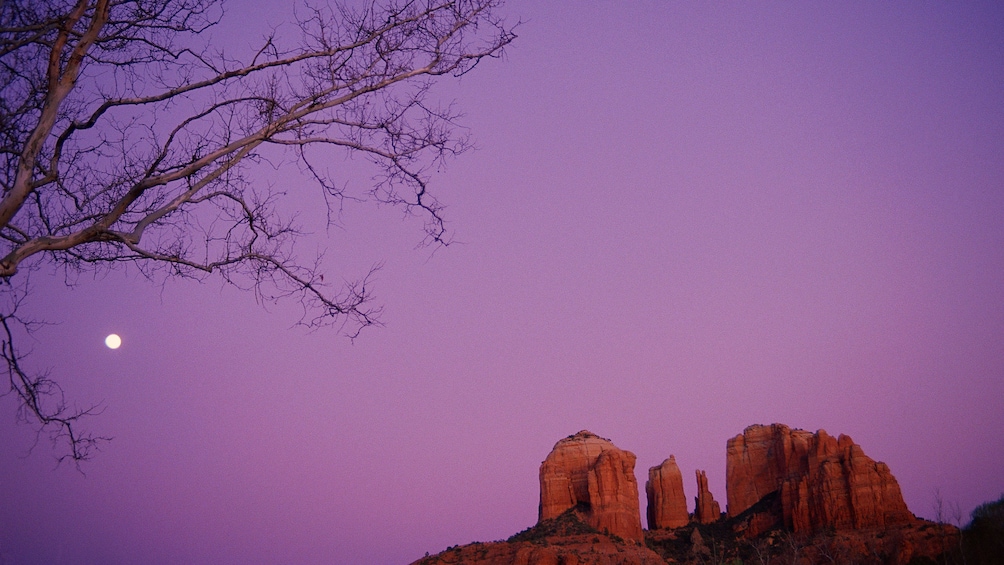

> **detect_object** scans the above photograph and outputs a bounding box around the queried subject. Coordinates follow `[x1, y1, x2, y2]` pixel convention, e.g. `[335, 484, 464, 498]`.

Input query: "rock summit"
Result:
[538, 430, 645, 542]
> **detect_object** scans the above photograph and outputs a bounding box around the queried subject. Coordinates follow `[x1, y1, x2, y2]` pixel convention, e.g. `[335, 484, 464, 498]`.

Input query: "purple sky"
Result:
[3, 2, 1004, 564]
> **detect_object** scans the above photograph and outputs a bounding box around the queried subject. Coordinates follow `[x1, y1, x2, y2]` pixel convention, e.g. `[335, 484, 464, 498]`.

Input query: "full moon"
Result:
[105, 334, 122, 349]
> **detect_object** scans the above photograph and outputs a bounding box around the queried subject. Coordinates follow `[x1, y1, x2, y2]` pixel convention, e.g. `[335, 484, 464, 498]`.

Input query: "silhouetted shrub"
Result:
[963, 494, 1004, 564]
[507, 508, 600, 543]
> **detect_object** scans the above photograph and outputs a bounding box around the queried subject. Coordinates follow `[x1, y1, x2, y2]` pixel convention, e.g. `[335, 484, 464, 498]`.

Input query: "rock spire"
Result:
[693, 469, 721, 524]
[645, 456, 689, 529]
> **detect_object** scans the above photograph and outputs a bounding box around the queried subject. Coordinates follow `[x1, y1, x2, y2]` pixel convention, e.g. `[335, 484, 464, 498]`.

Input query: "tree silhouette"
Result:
[0, 0, 515, 462]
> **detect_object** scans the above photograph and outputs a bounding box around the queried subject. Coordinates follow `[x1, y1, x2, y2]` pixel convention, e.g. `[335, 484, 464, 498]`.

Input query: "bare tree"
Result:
[0, 0, 515, 462]
[745, 537, 771, 565]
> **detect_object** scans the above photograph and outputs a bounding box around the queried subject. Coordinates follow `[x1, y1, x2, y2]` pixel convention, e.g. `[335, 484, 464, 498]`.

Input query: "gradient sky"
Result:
[3, 2, 1004, 564]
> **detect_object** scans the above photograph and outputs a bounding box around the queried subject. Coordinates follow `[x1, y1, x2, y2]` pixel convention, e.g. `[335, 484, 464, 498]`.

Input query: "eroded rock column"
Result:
[646, 456, 689, 529]
[539, 430, 644, 541]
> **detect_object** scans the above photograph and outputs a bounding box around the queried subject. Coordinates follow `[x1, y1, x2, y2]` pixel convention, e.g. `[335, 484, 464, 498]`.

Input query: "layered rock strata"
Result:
[645, 456, 689, 529]
[538, 430, 644, 541]
[693, 469, 721, 524]
[725, 423, 814, 518]
[726, 424, 914, 534]
[415, 426, 948, 565]
[781, 430, 914, 532]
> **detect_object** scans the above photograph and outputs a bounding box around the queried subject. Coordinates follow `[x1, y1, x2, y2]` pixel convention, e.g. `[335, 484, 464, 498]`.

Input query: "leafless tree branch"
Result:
[0, 0, 516, 460]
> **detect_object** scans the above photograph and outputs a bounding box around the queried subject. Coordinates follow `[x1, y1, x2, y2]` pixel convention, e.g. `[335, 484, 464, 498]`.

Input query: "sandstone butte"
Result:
[538, 430, 645, 542]
[645, 456, 688, 529]
[412, 425, 957, 565]
[726, 423, 915, 534]
[692, 469, 721, 524]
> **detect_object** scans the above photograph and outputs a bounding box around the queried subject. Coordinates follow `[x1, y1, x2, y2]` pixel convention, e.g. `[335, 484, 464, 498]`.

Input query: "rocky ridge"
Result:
[412, 424, 956, 565]
[726, 424, 915, 535]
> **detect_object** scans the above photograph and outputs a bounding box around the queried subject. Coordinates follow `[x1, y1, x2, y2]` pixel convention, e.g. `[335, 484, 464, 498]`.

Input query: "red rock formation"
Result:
[725, 423, 813, 518]
[645, 456, 689, 529]
[413, 516, 955, 565]
[781, 431, 914, 533]
[415, 426, 945, 565]
[693, 469, 721, 524]
[726, 424, 914, 534]
[538, 430, 644, 541]
[411, 533, 667, 565]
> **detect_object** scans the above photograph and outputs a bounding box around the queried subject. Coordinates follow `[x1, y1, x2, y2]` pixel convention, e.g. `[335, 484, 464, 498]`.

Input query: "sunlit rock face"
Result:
[645, 456, 689, 529]
[726, 424, 915, 534]
[538, 430, 644, 541]
[416, 425, 944, 565]
[726, 423, 814, 518]
[693, 469, 721, 524]
[781, 430, 915, 533]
